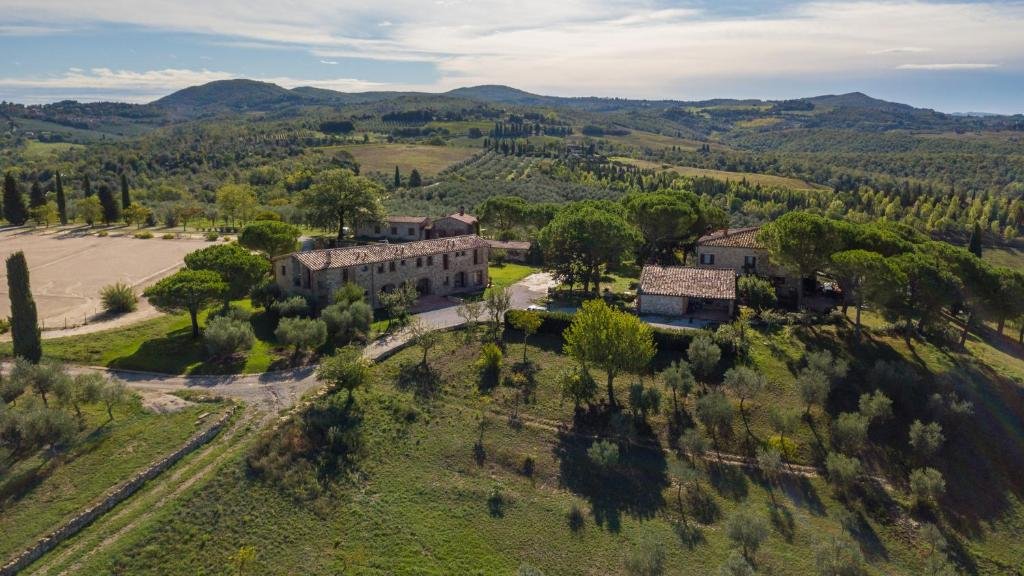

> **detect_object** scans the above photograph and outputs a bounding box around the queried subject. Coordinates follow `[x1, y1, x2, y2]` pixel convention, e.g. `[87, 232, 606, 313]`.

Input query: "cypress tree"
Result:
[6, 251, 42, 363]
[968, 222, 983, 258]
[97, 184, 120, 224]
[55, 172, 67, 225]
[120, 172, 130, 211]
[29, 180, 45, 208]
[83, 174, 93, 197]
[2, 172, 28, 225]
[408, 169, 422, 187]
[394, 165, 401, 187]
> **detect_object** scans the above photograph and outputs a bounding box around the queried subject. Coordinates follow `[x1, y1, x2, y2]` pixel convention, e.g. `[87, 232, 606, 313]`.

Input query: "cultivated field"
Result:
[612, 157, 824, 190]
[330, 143, 479, 177]
[0, 229, 203, 328]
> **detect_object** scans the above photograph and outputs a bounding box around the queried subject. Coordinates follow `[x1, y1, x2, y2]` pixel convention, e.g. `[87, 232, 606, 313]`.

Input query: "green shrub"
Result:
[161, 233, 176, 240]
[205, 231, 219, 241]
[218, 303, 253, 323]
[275, 317, 327, 354]
[204, 316, 255, 358]
[273, 295, 311, 318]
[476, 342, 503, 374]
[100, 282, 138, 314]
[96, 230, 108, 237]
[250, 278, 283, 310]
[587, 439, 620, 468]
[322, 303, 354, 340]
[0, 317, 10, 335]
[133, 231, 153, 239]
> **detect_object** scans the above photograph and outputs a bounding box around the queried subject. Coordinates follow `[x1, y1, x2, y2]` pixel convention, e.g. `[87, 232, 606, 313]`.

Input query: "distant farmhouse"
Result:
[274, 235, 489, 308]
[356, 209, 479, 242]
[637, 225, 798, 318]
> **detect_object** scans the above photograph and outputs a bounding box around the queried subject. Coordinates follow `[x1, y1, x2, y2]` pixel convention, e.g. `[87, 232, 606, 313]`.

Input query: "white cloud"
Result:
[1, 1, 1023, 100]
[897, 63, 999, 70]
[319, 59, 338, 65]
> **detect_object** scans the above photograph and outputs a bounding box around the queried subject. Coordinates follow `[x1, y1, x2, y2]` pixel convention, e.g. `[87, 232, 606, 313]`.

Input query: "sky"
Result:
[1, 0, 1023, 113]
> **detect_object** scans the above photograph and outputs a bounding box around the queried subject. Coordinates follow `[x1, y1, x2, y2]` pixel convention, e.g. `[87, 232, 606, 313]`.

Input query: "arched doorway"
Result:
[415, 277, 431, 296]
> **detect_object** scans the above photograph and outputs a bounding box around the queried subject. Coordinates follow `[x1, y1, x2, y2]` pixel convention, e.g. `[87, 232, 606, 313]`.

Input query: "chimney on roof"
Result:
[459, 206, 465, 216]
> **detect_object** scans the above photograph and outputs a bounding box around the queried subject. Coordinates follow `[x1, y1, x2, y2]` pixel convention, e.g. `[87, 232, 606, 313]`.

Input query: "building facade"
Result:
[274, 235, 490, 308]
[637, 265, 737, 317]
[432, 210, 478, 237]
[355, 216, 432, 242]
[695, 226, 798, 301]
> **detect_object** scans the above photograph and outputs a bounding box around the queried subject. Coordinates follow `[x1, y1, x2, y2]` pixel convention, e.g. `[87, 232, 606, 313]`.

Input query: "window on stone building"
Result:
[389, 261, 396, 272]
[377, 264, 384, 273]
[700, 253, 715, 265]
[416, 257, 422, 267]
[391, 226, 398, 235]
[408, 227, 415, 236]
[427, 255, 434, 266]
[475, 270, 483, 285]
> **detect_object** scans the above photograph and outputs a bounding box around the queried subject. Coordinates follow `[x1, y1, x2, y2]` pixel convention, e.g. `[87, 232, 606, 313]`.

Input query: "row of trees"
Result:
[759, 211, 1024, 343]
[1, 359, 132, 461]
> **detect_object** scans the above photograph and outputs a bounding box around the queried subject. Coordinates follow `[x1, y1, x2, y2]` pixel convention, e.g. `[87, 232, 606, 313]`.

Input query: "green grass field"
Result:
[612, 157, 824, 190]
[0, 301, 282, 375]
[489, 263, 540, 289]
[20, 140, 86, 162]
[0, 399, 228, 560]
[41, 314, 1024, 574]
[327, 143, 479, 177]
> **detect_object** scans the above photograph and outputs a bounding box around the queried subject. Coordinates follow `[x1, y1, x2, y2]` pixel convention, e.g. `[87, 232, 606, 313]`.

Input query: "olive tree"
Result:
[563, 299, 655, 407]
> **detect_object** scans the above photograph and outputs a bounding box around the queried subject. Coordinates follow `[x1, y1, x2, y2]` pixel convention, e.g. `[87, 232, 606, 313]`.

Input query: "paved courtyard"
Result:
[0, 228, 205, 329]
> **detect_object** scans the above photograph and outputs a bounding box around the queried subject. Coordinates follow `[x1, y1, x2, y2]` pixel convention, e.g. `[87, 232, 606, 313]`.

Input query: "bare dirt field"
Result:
[0, 228, 205, 329]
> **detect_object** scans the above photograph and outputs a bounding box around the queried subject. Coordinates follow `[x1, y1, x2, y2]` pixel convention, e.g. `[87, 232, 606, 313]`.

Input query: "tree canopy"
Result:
[300, 169, 385, 239]
[144, 269, 227, 338]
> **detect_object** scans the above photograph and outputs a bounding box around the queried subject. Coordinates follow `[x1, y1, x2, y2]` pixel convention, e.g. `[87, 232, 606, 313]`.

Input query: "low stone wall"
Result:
[1, 407, 236, 576]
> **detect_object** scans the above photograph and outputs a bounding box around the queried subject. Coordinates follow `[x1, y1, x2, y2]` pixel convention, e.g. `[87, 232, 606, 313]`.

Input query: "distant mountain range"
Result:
[149, 79, 930, 117]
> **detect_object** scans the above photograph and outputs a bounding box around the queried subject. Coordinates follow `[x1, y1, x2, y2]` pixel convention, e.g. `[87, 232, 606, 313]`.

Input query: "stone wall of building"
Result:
[431, 217, 476, 238]
[638, 294, 687, 316]
[354, 222, 427, 241]
[277, 245, 489, 308]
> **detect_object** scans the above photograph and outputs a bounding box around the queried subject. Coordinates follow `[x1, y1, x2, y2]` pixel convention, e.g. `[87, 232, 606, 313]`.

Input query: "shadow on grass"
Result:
[553, 408, 668, 533]
[395, 361, 441, 399]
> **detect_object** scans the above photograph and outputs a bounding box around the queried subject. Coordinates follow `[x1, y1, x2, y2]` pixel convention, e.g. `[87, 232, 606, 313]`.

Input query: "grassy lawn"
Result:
[0, 300, 284, 375]
[325, 143, 478, 177]
[52, 317, 1024, 574]
[489, 263, 540, 289]
[0, 399, 228, 560]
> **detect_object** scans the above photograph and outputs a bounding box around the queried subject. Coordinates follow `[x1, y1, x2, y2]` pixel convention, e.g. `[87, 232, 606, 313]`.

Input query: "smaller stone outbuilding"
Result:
[637, 265, 736, 317]
[432, 209, 479, 238]
[484, 239, 532, 263]
[355, 216, 432, 241]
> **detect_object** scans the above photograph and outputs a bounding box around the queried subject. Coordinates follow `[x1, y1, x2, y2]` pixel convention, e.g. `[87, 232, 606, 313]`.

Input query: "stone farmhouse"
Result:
[694, 226, 799, 302]
[637, 265, 737, 317]
[356, 209, 479, 242]
[274, 235, 490, 308]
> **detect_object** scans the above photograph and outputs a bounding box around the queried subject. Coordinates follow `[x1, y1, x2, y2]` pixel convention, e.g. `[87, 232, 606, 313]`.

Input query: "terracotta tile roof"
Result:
[485, 239, 532, 251]
[441, 212, 478, 225]
[639, 265, 736, 300]
[697, 226, 764, 249]
[286, 235, 488, 271]
[386, 216, 432, 225]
